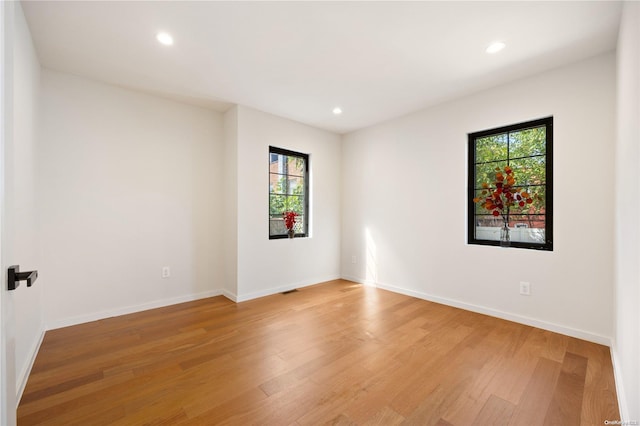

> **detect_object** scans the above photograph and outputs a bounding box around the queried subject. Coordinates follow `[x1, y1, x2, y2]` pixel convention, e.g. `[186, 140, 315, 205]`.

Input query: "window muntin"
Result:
[269, 146, 309, 239]
[468, 117, 553, 250]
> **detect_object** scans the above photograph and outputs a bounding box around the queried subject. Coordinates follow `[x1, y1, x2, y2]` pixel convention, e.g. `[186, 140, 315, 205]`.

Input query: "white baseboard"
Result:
[342, 274, 374, 286]
[45, 276, 342, 329]
[342, 275, 612, 346]
[610, 341, 629, 421]
[16, 324, 45, 406]
[46, 289, 223, 330]
[235, 275, 341, 302]
[221, 289, 238, 302]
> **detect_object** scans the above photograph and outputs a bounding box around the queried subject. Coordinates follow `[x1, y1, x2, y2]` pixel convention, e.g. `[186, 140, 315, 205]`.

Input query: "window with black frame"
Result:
[269, 146, 309, 239]
[468, 117, 553, 250]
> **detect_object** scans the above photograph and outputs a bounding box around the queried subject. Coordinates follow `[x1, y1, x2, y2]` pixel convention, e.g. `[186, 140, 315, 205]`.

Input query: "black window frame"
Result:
[268, 146, 310, 239]
[467, 117, 553, 251]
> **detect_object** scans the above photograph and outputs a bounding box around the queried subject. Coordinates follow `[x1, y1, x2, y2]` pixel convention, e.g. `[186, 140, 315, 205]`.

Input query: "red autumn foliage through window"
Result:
[473, 166, 534, 220]
[283, 211, 298, 231]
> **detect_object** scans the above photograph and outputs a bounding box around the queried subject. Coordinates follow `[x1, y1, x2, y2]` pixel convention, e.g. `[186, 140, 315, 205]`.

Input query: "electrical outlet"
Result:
[162, 266, 170, 278]
[519, 281, 530, 296]
[351, 255, 357, 264]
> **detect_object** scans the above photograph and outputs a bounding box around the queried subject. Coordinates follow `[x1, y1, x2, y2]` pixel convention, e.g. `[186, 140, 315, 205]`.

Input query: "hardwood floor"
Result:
[18, 280, 619, 425]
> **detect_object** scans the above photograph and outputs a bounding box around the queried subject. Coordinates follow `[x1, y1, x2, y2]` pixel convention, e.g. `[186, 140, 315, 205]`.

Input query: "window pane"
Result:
[269, 175, 284, 194]
[474, 214, 546, 243]
[269, 194, 287, 215]
[507, 214, 546, 230]
[509, 126, 546, 158]
[269, 155, 284, 176]
[287, 157, 305, 177]
[520, 186, 546, 216]
[276, 154, 287, 174]
[473, 189, 496, 215]
[474, 161, 507, 188]
[475, 134, 508, 163]
[286, 195, 305, 214]
[507, 214, 546, 244]
[510, 156, 545, 186]
[474, 214, 503, 241]
[269, 217, 286, 235]
[287, 177, 304, 195]
[292, 215, 305, 234]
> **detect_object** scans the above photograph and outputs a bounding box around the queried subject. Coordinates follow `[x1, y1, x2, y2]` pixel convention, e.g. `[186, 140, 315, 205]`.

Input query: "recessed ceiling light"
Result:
[156, 32, 174, 46]
[486, 41, 506, 54]
[332, 107, 342, 115]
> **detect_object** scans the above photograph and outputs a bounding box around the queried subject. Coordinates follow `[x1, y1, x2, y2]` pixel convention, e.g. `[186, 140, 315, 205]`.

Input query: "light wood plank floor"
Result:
[18, 280, 619, 425]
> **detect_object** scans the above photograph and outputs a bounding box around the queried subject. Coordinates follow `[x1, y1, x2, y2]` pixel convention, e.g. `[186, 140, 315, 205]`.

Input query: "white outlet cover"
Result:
[519, 281, 530, 295]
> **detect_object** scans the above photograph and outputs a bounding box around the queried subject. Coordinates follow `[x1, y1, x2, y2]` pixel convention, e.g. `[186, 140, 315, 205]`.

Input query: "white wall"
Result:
[614, 2, 640, 421]
[36, 72, 342, 321]
[10, 0, 43, 405]
[223, 106, 238, 299]
[235, 106, 341, 300]
[342, 53, 616, 344]
[39, 70, 225, 329]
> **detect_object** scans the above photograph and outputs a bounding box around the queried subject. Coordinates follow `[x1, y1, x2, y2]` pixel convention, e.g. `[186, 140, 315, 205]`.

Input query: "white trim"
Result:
[46, 290, 223, 330]
[45, 276, 342, 329]
[341, 274, 374, 286]
[235, 275, 341, 302]
[15, 325, 44, 406]
[342, 276, 612, 346]
[610, 341, 629, 421]
[221, 289, 237, 302]
[0, 1, 18, 423]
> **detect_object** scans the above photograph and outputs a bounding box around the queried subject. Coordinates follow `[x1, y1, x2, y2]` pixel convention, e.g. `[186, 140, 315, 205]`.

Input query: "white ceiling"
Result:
[21, 1, 622, 134]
